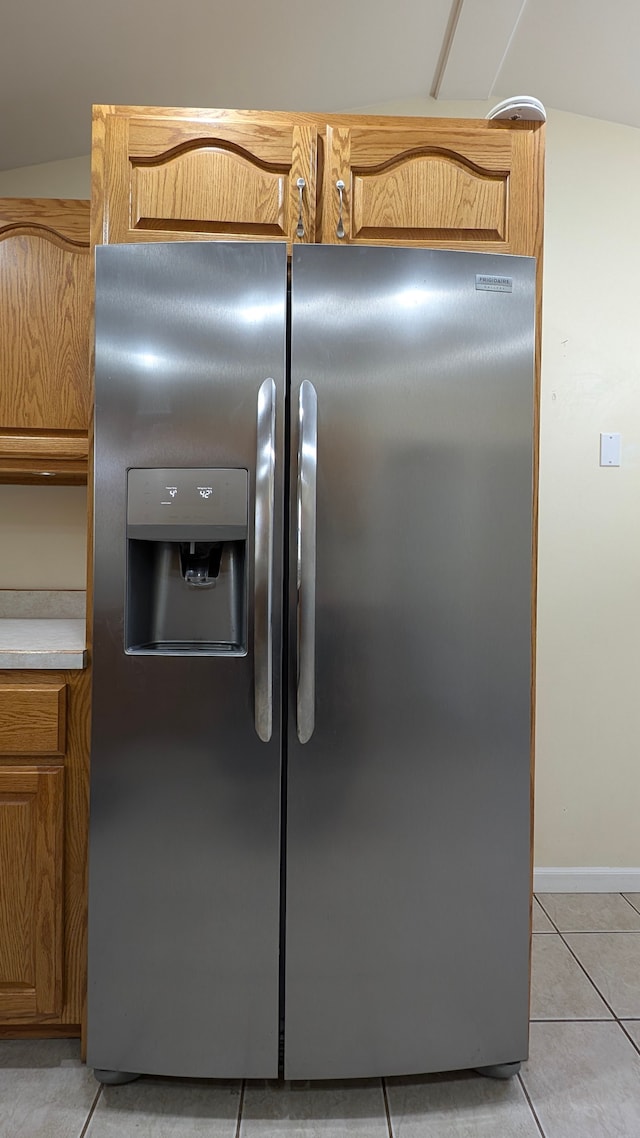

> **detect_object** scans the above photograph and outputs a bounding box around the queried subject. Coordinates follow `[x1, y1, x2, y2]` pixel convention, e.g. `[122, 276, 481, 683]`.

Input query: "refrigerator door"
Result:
[88, 242, 287, 1078]
[286, 245, 535, 1078]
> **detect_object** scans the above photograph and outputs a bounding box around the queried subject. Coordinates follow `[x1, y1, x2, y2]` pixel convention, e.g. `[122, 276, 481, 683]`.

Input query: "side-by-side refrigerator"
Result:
[88, 241, 535, 1082]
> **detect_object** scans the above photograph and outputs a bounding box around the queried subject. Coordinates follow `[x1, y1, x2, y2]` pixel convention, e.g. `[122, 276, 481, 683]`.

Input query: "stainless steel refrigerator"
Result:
[88, 241, 535, 1083]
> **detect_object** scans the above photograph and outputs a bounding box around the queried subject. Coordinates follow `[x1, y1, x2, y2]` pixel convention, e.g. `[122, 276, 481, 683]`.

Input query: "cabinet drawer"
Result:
[0, 684, 66, 755]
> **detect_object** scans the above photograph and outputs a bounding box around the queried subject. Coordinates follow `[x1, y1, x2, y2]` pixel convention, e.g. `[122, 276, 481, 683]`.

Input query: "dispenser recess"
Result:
[125, 467, 248, 655]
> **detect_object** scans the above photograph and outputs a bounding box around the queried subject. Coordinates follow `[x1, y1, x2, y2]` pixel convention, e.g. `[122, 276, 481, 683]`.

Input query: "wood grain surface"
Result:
[0, 199, 89, 245]
[0, 193, 91, 482]
[0, 234, 91, 430]
[0, 431, 88, 484]
[93, 106, 318, 246]
[0, 765, 64, 1017]
[92, 106, 542, 259]
[0, 684, 66, 755]
[0, 198, 91, 480]
[0, 667, 90, 1029]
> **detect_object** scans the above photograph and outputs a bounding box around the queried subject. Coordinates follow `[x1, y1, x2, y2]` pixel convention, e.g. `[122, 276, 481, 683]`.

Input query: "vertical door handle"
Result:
[295, 177, 306, 239]
[254, 377, 276, 742]
[296, 380, 318, 743]
[336, 180, 346, 239]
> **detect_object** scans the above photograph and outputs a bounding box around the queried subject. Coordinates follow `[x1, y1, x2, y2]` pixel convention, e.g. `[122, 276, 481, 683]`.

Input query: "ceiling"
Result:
[2, 0, 639, 172]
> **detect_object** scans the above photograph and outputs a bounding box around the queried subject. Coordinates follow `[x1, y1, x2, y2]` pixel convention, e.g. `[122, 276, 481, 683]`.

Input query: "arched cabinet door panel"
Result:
[0, 200, 90, 433]
[322, 120, 543, 256]
[0, 198, 90, 483]
[93, 106, 318, 247]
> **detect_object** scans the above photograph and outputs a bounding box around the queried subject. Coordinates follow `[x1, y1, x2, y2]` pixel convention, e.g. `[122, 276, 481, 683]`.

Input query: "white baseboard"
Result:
[534, 867, 640, 893]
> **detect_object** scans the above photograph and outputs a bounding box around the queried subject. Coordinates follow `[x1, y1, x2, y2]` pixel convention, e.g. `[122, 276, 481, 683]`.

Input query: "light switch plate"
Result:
[600, 432, 621, 467]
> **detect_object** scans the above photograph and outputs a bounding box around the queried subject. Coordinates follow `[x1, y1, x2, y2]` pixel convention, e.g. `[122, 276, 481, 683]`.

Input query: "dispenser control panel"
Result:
[127, 467, 248, 541]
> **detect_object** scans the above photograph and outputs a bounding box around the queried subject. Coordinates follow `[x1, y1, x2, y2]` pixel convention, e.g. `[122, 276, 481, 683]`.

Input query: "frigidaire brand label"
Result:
[475, 274, 513, 293]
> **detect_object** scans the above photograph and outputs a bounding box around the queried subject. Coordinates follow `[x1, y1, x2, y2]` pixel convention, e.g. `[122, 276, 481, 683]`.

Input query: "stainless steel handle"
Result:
[254, 377, 276, 742]
[296, 380, 318, 744]
[296, 177, 306, 239]
[336, 179, 346, 240]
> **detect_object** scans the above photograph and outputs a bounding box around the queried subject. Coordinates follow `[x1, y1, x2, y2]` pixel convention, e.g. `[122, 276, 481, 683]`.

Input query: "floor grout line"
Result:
[529, 1016, 615, 1023]
[533, 898, 634, 1025]
[534, 896, 562, 933]
[534, 929, 640, 936]
[381, 1077, 394, 1138]
[234, 1079, 246, 1138]
[517, 1069, 547, 1138]
[557, 931, 623, 1022]
[535, 892, 640, 935]
[531, 903, 640, 1131]
[77, 1083, 102, 1138]
[619, 1022, 640, 1058]
[621, 893, 640, 917]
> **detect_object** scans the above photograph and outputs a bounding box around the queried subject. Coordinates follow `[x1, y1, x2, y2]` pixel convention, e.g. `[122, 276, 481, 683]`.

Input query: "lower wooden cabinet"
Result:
[0, 668, 90, 1034]
[0, 765, 64, 1018]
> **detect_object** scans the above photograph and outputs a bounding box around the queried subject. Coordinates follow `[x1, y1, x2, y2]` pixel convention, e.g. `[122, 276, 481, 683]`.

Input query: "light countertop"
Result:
[0, 591, 87, 670]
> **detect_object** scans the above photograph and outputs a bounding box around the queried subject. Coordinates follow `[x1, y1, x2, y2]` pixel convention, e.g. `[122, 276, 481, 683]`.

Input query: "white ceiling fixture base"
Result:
[486, 95, 546, 120]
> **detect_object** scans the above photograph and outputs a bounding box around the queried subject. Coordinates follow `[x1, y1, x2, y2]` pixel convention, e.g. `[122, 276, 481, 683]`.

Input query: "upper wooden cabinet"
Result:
[92, 106, 319, 246]
[92, 106, 544, 262]
[322, 118, 543, 255]
[0, 198, 91, 483]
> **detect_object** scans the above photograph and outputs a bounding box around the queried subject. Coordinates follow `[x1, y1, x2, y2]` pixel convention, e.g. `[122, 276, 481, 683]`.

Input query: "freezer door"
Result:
[88, 242, 287, 1078]
[286, 245, 535, 1078]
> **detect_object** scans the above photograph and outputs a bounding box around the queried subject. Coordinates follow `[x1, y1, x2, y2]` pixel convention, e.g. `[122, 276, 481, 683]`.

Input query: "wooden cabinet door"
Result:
[93, 106, 318, 247]
[0, 199, 91, 433]
[0, 765, 64, 1018]
[322, 119, 544, 257]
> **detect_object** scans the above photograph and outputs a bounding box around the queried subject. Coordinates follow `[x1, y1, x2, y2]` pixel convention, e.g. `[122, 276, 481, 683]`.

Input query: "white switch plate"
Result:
[600, 432, 621, 466]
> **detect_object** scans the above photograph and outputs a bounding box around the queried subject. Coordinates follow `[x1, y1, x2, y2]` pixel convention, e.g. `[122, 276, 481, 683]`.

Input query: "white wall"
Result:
[0, 155, 90, 198]
[534, 110, 640, 868]
[3, 104, 640, 870]
[0, 486, 87, 588]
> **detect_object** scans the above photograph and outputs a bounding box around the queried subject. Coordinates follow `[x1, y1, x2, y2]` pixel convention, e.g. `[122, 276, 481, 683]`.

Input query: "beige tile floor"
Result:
[1, 893, 639, 1137]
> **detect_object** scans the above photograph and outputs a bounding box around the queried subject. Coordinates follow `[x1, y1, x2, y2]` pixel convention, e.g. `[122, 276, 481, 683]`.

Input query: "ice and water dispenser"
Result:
[125, 468, 248, 655]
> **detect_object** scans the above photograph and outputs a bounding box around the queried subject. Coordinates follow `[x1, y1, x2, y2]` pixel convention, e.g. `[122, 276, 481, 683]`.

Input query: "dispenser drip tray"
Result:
[130, 640, 242, 655]
[125, 538, 247, 657]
